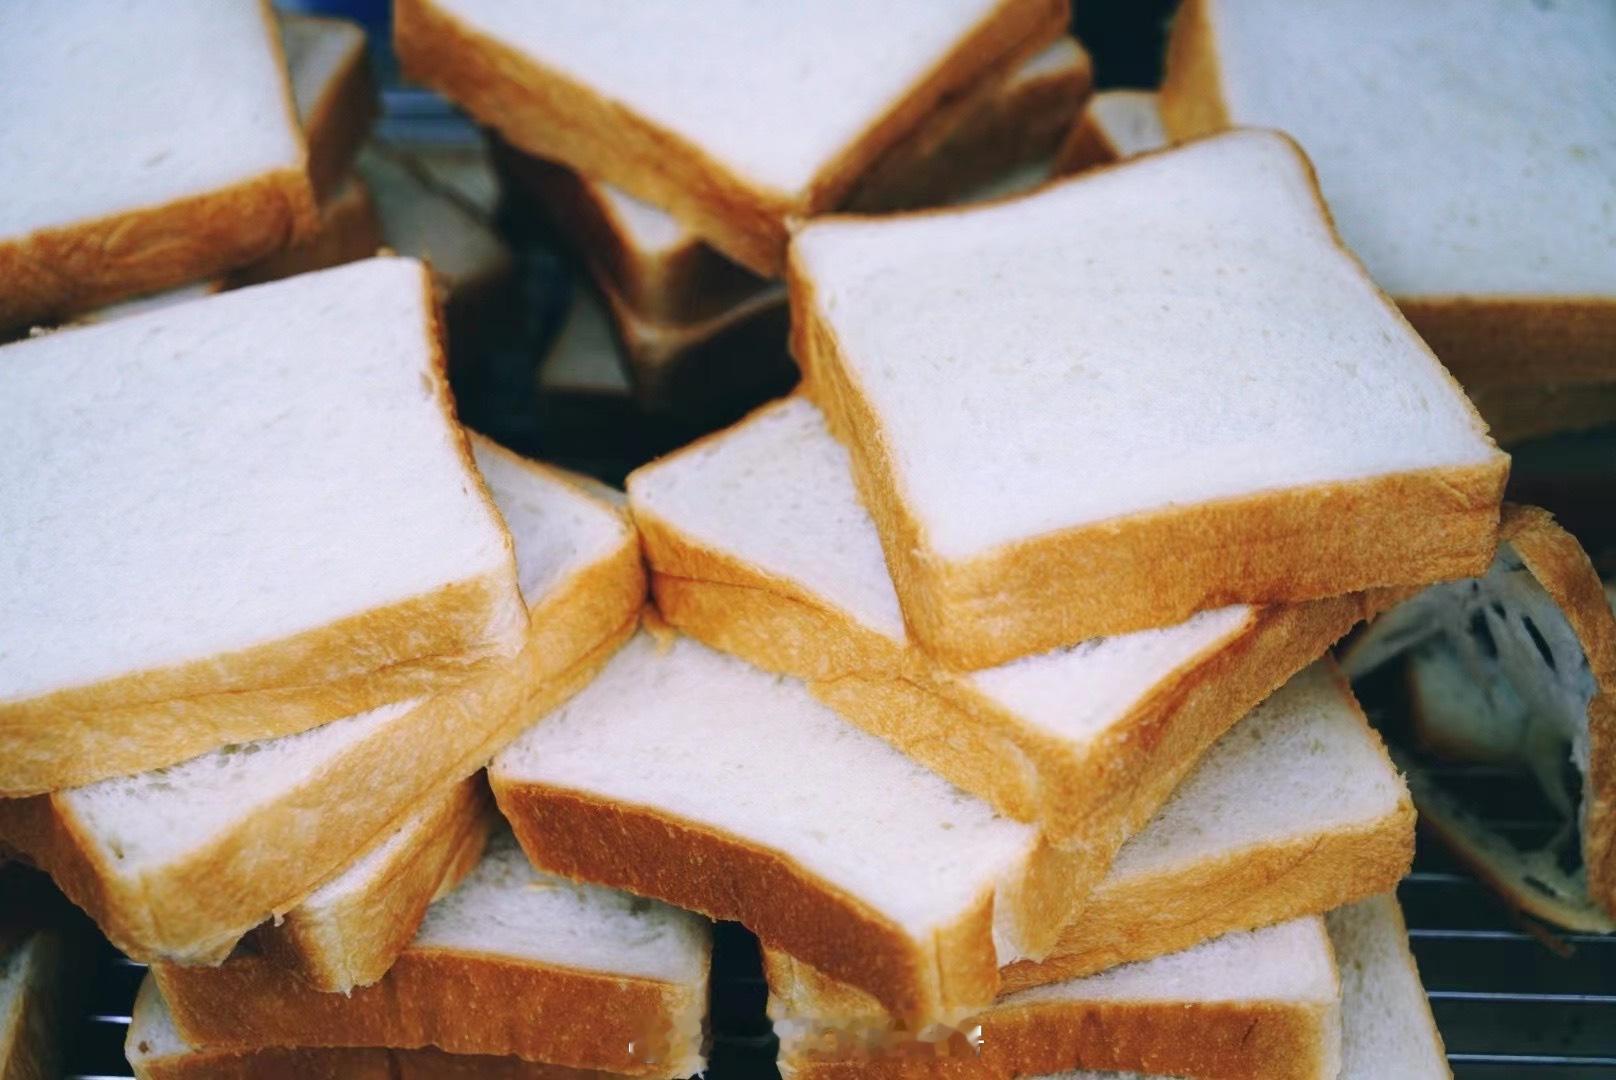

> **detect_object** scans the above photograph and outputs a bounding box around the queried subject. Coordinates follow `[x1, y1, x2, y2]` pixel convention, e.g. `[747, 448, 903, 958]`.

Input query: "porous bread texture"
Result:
[278, 12, 376, 201]
[153, 830, 711, 1080]
[359, 147, 512, 304]
[252, 776, 493, 993]
[755, 662, 1410, 1033]
[0, 435, 645, 963]
[0, 0, 317, 327]
[226, 174, 382, 288]
[630, 396, 1378, 852]
[790, 129, 1507, 670]
[126, 980, 633, 1080]
[1342, 504, 1616, 921]
[500, 37, 1087, 326]
[1162, 0, 1616, 387]
[1326, 895, 1449, 1078]
[490, 630, 1072, 1028]
[772, 917, 1341, 1080]
[0, 257, 527, 795]
[1057, 90, 1166, 173]
[395, 0, 1068, 274]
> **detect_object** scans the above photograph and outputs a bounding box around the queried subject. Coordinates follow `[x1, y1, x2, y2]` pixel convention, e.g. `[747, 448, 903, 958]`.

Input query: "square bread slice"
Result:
[629, 396, 1377, 855]
[1162, 0, 1616, 389]
[771, 917, 1342, 1080]
[140, 829, 711, 1080]
[252, 775, 493, 993]
[394, 0, 1067, 274]
[790, 129, 1508, 670]
[0, 0, 318, 327]
[0, 257, 527, 795]
[279, 12, 377, 201]
[490, 628, 1076, 1029]
[0, 436, 644, 964]
[1056, 89, 1167, 173]
[755, 660, 1412, 1029]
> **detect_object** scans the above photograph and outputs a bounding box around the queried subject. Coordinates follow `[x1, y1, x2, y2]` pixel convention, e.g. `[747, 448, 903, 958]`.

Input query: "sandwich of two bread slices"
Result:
[1161, 0, 1616, 438]
[0, 259, 645, 971]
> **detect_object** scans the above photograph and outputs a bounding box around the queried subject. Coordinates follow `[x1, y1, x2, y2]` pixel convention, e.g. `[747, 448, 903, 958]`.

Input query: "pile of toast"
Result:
[3, 1, 1614, 1078]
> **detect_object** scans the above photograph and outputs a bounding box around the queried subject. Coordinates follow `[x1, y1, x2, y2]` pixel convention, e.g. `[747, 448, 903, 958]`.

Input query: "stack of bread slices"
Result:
[8, 1, 1612, 1077]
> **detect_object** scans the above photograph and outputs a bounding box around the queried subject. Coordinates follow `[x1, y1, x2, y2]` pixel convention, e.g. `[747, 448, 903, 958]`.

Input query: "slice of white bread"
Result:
[752, 661, 1412, 1036]
[252, 775, 493, 993]
[499, 38, 1088, 328]
[490, 628, 1076, 1028]
[0, 0, 318, 327]
[1162, 0, 1616, 390]
[279, 12, 377, 201]
[1056, 90, 1166, 173]
[1342, 504, 1616, 925]
[771, 917, 1342, 1080]
[0, 436, 644, 963]
[147, 829, 711, 1080]
[790, 129, 1507, 670]
[629, 396, 1378, 851]
[0, 929, 74, 1080]
[0, 257, 527, 795]
[395, 0, 1068, 274]
[1018, 895, 1448, 1080]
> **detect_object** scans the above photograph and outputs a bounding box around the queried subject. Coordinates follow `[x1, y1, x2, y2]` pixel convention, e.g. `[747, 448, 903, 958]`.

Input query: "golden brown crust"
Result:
[636, 481, 1378, 852]
[1158, 0, 1231, 141]
[133, 1043, 613, 1080]
[1052, 109, 1122, 174]
[1402, 297, 1616, 388]
[788, 135, 1508, 672]
[253, 778, 494, 992]
[0, 475, 642, 963]
[494, 777, 1002, 1029]
[396, 0, 1067, 275]
[0, 167, 319, 331]
[227, 174, 382, 288]
[1, 263, 526, 796]
[153, 945, 703, 1079]
[1499, 505, 1616, 916]
[293, 17, 380, 202]
[784, 997, 1337, 1079]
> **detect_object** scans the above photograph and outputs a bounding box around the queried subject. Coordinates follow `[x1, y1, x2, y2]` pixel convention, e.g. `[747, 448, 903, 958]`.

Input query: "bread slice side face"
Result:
[772, 917, 1341, 1080]
[790, 130, 1506, 669]
[490, 631, 1060, 1027]
[153, 831, 712, 1080]
[277, 12, 378, 201]
[1056, 90, 1167, 173]
[1325, 894, 1450, 1078]
[631, 396, 1374, 853]
[1162, 0, 1616, 387]
[0, 437, 644, 963]
[394, 0, 1065, 274]
[0, 258, 529, 794]
[0, 1, 319, 327]
[252, 775, 494, 993]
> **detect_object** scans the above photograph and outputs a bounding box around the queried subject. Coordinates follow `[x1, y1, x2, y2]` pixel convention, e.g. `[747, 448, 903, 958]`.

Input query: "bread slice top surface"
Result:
[1325, 895, 1448, 1078]
[0, 257, 513, 705]
[630, 395, 1256, 742]
[279, 11, 365, 123]
[431, 0, 1012, 198]
[360, 148, 509, 292]
[58, 433, 626, 874]
[493, 631, 1039, 937]
[1107, 663, 1404, 883]
[1002, 915, 1336, 1008]
[1199, 0, 1616, 299]
[1088, 90, 1166, 157]
[0, 0, 304, 239]
[791, 129, 1500, 561]
[413, 829, 710, 986]
[126, 978, 186, 1066]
